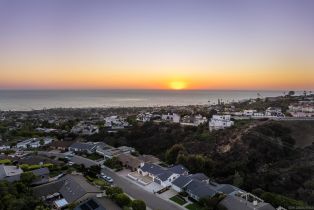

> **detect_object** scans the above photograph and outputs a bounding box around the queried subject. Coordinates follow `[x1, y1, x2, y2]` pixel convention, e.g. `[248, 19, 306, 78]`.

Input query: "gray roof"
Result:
[168, 164, 189, 175]
[172, 173, 209, 190]
[0, 165, 7, 179]
[172, 175, 192, 188]
[32, 167, 50, 176]
[59, 175, 101, 203]
[215, 184, 240, 195]
[186, 180, 217, 199]
[69, 142, 96, 151]
[18, 155, 61, 165]
[141, 163, 189, 181]
[31, 167, 50, 185]
[74, 198, 106, 210]
[3, 174, 21, 182]
[141, 163, 181, 181]
[0, 165, 23, 180]
[190, 173, 209, 182]
[156, 170, 174, 181]
[33, 175, 101, 203]
[33, 179, 66, 197]
[220, 195, 276, 210]
[140, 163, 165, 176]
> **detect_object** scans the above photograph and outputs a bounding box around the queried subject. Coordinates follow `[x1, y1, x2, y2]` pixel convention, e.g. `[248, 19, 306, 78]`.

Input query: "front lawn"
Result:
[0, 159, 11, 164]
[93, 178, 110, 188]
[185, 203, 205, 210]
[170, 195, 187, 205]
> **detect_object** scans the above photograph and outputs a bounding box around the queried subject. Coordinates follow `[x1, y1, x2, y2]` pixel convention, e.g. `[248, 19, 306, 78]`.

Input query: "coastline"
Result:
[0, 89, 290, 112]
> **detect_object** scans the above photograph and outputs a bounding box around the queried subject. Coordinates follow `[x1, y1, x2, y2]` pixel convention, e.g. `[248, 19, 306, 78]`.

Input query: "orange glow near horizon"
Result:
[1, 61, 314, 90]
[1, 70, 313, 90]
[169, 81, 187, 90]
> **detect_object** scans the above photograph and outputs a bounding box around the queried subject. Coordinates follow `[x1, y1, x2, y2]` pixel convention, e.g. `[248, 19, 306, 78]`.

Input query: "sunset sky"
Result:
[0, 0, 313, 90]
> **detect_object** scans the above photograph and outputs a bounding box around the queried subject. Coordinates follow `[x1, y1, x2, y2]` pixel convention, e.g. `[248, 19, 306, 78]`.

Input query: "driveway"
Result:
[159, 188, 177, 200]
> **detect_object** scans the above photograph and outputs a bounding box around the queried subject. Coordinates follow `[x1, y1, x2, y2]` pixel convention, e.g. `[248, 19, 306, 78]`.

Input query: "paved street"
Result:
[273, 117, 314, 121]
[39, 151, 184, 210]
[38, 151, 98, 167]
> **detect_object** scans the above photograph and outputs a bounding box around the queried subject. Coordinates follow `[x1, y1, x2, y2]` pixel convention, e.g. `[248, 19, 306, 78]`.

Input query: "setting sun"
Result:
[169, 81, 187, 90]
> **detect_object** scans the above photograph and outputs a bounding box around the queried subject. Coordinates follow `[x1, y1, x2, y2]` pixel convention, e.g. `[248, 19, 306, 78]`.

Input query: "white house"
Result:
[71, 122, 99, 135]
[136, 112, 153, 122]
[43, 137, 54, 145]
[16, 139, 33, 149]
[0, 145, 10, 150]
[96, 145, 135, 159]
[253, 112, 265, 117]
[104, 116, 129, 129]
[161, 113, 180, 123]
[82, 126, 99, 135]
[209, 115, 234, 132]
[29, 141, 41, 148]
[194, 114, 207, 125]
[16, 138, 53, 149]
[69, 142, 99, 154]
[137, 163, 188, 188]
[288, 102, 314, 117]
[243, 110, 257, 116]
[180, 114, 207, 126]
[117, 146, 135, 154]
[265, 107, 285, 118]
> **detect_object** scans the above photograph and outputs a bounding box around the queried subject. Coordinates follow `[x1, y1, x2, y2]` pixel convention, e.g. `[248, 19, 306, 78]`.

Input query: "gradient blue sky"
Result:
[0, 0, 313, 90]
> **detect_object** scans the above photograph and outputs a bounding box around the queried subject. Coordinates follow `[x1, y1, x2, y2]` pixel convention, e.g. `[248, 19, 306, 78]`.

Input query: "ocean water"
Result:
[0, 89, 286, 111]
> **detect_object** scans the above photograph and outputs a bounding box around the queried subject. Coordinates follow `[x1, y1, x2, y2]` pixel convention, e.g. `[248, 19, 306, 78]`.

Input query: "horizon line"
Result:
[0, 88, 310, 92]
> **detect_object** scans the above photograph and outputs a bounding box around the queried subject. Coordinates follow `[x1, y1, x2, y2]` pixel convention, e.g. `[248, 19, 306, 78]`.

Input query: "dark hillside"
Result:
[88, 120, 314, 205]
[213, 121, 314, 205]
[276, 121, 314, 147]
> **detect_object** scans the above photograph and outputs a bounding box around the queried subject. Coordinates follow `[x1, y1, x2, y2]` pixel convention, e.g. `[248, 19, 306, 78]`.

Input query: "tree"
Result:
[199, 194, 226, 209]
[7, 199, 26, 210]
[0, 180, 45, 210]
[20, 172, 36, 185]
[34, 205, 50, 210]
[208, 109, 218, 118]
[176, 154, 209, 174]
[106, 186, 123, 199]
[165, 144, 186, 164]
[131, 200, 146, 210]
[67, 203, 78, 210]
[233, 171, 244, 188]
[84, 165, 101, 178]
[104, 157, 122, 170]
[114, 193, 131, 207]
[176, 153, 188, 166]
[260, 192, 305, 208]
[39, 139, 44, 146]
[288, 91, 295, 96]
[73, 164, 86, 173]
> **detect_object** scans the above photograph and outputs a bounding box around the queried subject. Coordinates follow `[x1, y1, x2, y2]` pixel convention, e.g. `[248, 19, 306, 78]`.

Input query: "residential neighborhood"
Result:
[0, 135, 283, 210]
[0, 93, 314, 210]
